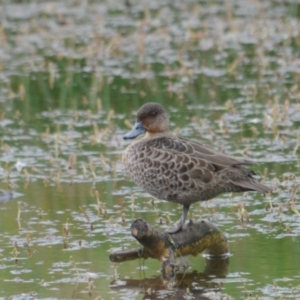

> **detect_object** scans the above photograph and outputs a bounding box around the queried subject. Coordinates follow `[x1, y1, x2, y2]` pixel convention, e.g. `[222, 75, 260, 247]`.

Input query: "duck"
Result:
[122, 102, 272, 233]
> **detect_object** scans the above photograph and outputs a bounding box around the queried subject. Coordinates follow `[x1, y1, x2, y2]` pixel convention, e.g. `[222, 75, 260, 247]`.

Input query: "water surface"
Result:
[0, 0, 300, 299]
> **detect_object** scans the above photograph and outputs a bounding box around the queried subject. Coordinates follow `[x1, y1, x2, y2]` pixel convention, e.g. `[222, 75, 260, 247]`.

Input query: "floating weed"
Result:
[121, 212, 126, 226]
[82, 164, 88, 180]
[149, 197, 155, 207]
[165, 214, 171, 226]
[291, 205, 300, 218]
[277, 203, 283, 216]
[107, 109, 115, 123]
[96, 98, 102, 113]
[92, 185, 107, 215]
[70, 256, 79, 276]
[243, 282, 251, 298]
[94, 190, 103, 215]
[243, 146, 250, 156]
[158, 216, 163, 226]
[87, 277, 95, 297]
[273, 281, 278, 293]
[90, 123, 100, 144]
[25, 233, 32, 257]
[113, 264, 120, 281]
[110, 263, 120, 283]
[79, 206, 90, 223]
[17, 201, 22, 220]
[54, 134, 59, 159]
[285, 224, 291, 234]
[71, 282, 80, 298]
[289, 185, 298, 198]
[12, 241, 19, 264]
[237, 202, 249, 223]
[99, 154, 112, 172]
[102, 203, 107, 218]
[26, 233, 31, 245]
[79, 206, 94, 231]
[4, 161, 11, 181]
[130, 194, 135, 211]
[124, 119, 133, 129]
[23, 168, 30, 183]
[18, 84, 25, 101]
[68, 155, 77, 170]
[267, 193, 273, 212]
[227, 58, 239, 75]
[89, 160, 97, 180]
[63, 218, 69, 249]
[251, 125, 259, 138]
[292, 136, 300, 155]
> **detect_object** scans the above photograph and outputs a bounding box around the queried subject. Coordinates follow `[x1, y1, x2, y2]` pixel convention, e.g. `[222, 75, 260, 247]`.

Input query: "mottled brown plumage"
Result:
[123, 102, 271, 233]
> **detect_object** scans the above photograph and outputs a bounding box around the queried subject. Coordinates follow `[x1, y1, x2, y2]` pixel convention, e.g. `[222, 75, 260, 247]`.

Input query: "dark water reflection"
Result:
[0, 0, 300, 299]
[0, 190, 21, 205]
[110, 256, 229, 299]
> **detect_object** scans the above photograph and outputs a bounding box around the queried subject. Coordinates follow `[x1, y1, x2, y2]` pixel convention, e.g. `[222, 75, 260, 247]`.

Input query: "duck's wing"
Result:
[147, 136, 255, 167]
[142, 136, 271, 194]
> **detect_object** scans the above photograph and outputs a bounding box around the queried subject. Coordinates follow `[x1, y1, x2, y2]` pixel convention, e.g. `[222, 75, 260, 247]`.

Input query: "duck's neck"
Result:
[144, 131, 173, 139]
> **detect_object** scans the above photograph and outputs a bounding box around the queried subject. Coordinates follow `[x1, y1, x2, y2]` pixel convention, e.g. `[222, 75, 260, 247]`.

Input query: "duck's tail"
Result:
[232, 180, 272, 193]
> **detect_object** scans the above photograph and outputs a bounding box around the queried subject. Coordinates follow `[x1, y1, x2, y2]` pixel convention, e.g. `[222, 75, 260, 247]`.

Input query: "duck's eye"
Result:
[149, 111, 157, 117]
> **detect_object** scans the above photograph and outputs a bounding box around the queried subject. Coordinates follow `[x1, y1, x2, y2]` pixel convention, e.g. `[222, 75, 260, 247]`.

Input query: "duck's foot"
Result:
[165, 221, 184, 234]
[166, 205, 190, 234]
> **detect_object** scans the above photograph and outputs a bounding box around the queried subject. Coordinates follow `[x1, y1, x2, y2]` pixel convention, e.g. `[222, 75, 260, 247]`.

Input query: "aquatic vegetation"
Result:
[0, 0, 299, 299]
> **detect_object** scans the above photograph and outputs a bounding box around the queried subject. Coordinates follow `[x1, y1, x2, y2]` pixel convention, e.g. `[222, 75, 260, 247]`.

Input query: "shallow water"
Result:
[0, 0, 300, 299]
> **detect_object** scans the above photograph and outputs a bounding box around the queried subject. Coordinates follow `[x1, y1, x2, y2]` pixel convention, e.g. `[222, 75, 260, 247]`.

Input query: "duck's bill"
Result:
[123, 121, 146, 139]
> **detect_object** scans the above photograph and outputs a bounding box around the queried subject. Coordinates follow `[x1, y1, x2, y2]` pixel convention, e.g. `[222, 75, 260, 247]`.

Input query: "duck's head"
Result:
[123, 102, 169, 139]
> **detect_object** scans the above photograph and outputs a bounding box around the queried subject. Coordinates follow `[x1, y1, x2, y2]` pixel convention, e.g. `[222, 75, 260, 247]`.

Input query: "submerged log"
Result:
[109, 219, 229, 280]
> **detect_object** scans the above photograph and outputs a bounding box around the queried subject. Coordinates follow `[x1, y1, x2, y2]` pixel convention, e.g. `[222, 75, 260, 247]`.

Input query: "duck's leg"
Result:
[166, 205, 190, 234]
